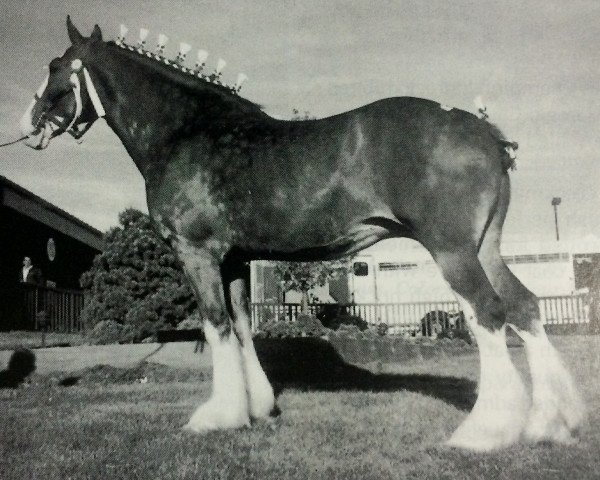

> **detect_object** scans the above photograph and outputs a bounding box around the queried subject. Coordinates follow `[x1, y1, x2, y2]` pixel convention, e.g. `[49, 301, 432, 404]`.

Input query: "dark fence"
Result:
[21, 284, 85, 332]
[251, 294, 590, 335]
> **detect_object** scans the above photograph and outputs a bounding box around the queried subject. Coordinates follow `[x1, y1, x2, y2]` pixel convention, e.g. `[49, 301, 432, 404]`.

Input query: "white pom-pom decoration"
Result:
[235, 73, 248, 91]
[196, 50, 208, 64]
[474, 95, 485, 111]
[157, 33, 169, 47]
[71, 59, 83, 72]
[116, 24, 128, 44]
[139, 28, 149, 42]
[215, 58, 226, 75]
[179, 42, 191, 56]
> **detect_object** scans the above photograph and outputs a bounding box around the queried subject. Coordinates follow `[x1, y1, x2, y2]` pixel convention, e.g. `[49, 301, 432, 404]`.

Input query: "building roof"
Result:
[0, 175, 104, 251]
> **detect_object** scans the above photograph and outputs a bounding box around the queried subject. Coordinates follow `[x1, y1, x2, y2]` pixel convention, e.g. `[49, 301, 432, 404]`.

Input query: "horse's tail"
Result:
[487, 122, 518, 171]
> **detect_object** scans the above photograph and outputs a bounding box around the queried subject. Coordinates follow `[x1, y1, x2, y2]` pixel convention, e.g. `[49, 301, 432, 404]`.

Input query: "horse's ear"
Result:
[66, 15, 84, 44]
[90, 24, 102, 42]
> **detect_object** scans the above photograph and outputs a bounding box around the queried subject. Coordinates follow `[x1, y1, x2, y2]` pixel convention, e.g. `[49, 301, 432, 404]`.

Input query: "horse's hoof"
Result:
[524, 407, 581, 445]
[184, 397, 250, 433]
[446, 422, 522, 452]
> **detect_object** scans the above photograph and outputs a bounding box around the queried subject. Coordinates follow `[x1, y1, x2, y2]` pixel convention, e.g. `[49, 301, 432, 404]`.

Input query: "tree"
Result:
[80, 209, 196, 341]
[274, 260, 348, 314]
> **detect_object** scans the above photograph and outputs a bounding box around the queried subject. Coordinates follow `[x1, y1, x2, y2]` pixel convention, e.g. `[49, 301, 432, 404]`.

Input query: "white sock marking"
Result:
[241, 339, 275, 419]
[448, 298, 529, 451]
[517, 327, 585, 443]
[184, 321, 249, 432]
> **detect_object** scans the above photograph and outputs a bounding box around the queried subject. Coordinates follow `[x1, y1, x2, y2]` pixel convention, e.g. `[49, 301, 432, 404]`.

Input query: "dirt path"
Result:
[0, 342, 212, 374]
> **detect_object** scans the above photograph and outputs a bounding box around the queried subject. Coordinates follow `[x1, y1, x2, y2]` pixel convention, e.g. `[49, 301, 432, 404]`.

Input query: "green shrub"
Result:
[255, 321, 296, 339]
[335, 323, 362, 337]
[437, 326, 472, 344]
[376, 322, 389, 336]
[177, 314, 203, 330]
[87, 320, 124, 345]
[317, 305, 368, 331]
[295, 314, 328, 336]
[256, 315, 326, 338]
[80, 209, 196, 343]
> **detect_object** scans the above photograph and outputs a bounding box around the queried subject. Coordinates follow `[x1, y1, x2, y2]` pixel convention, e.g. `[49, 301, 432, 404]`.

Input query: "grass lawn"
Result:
[1, 335, 599, 479]
[0, 331, 84, 350]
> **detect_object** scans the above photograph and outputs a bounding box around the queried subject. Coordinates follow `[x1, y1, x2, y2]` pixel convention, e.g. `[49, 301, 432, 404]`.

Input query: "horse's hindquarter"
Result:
[364, 98, 510, 247]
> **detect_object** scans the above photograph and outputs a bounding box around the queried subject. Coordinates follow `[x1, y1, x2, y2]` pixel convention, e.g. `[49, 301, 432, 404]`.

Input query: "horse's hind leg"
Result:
[478, 177, 585, 444]
[221, 252, 276, 421]
[432, 247, 529, 451]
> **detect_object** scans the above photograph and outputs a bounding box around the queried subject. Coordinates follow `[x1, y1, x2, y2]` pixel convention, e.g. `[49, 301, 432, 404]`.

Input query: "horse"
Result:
[19, 17, 584, 451]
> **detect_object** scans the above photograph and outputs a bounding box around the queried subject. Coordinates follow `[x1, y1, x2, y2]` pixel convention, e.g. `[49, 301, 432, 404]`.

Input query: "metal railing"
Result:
[251, 294, 590, 334]
[539, 295, 589, 325]
[21, 284, 85, 332]
[18, 288, 589, 335]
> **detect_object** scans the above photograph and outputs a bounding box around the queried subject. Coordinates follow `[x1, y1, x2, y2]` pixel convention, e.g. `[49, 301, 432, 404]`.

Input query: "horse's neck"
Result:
[92, 46, 241, 178]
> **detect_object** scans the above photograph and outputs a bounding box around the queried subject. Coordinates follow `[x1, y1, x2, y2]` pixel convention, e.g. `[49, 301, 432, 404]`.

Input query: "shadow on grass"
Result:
[0, 348, 36, 388]
[255, 337, 476, 411]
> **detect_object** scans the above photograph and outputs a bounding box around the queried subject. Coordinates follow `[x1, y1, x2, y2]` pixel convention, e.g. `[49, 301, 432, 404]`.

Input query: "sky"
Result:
[0, 0, 598, 245]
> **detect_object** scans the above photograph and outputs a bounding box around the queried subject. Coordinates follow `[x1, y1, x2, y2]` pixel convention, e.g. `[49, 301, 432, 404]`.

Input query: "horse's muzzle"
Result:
[23, 123, 54, 150]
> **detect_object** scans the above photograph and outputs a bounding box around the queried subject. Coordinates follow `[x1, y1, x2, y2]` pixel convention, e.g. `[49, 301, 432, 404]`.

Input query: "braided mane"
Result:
[107, 39, 263, 115]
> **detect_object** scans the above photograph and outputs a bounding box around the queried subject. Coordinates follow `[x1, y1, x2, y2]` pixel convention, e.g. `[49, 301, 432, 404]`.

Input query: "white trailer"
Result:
[346, 238, 589, 304]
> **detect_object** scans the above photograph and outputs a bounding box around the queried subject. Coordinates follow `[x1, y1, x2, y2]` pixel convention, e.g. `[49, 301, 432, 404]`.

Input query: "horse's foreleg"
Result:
[434, 249, 529, 451]
[177, 246, 250, 432]
[228, 277, 276, 420]
[185, 320, 250, 432]
[222, 254, 276, 420]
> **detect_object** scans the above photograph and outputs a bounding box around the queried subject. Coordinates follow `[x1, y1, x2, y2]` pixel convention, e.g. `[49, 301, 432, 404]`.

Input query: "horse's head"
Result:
[20, 16, 106, 149]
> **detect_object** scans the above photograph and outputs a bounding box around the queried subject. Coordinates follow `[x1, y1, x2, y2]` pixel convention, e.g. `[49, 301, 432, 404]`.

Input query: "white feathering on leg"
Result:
[447, 299, 529, 451]
[515, 327, 585, 444]
[236, 318, 275, 419]
[184, 321, 250, 432]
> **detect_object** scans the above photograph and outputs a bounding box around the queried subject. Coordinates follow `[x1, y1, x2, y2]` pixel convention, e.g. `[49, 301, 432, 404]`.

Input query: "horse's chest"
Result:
[149, 173, 232, 245]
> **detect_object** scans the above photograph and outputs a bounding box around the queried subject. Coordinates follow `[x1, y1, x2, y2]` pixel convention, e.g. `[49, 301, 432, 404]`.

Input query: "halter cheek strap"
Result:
[67, 59, 106, 132]
[83, 68, 106, 117]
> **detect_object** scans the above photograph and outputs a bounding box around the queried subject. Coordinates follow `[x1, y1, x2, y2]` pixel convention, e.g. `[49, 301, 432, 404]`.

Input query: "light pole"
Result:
[551, 197, 561, 241]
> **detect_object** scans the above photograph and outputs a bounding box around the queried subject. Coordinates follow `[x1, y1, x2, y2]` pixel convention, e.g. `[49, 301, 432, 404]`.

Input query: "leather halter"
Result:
[35, 59, 106, 140]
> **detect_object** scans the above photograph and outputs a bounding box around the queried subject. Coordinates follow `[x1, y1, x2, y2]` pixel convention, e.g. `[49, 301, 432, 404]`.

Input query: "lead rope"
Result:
[0, 136, 28, 147]
[0, 74, 51, 148]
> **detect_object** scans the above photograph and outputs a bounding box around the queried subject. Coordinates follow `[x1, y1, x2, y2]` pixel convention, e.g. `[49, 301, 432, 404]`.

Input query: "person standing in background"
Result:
[19, 256, 45, 330]
[20, 256, 43, 286]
